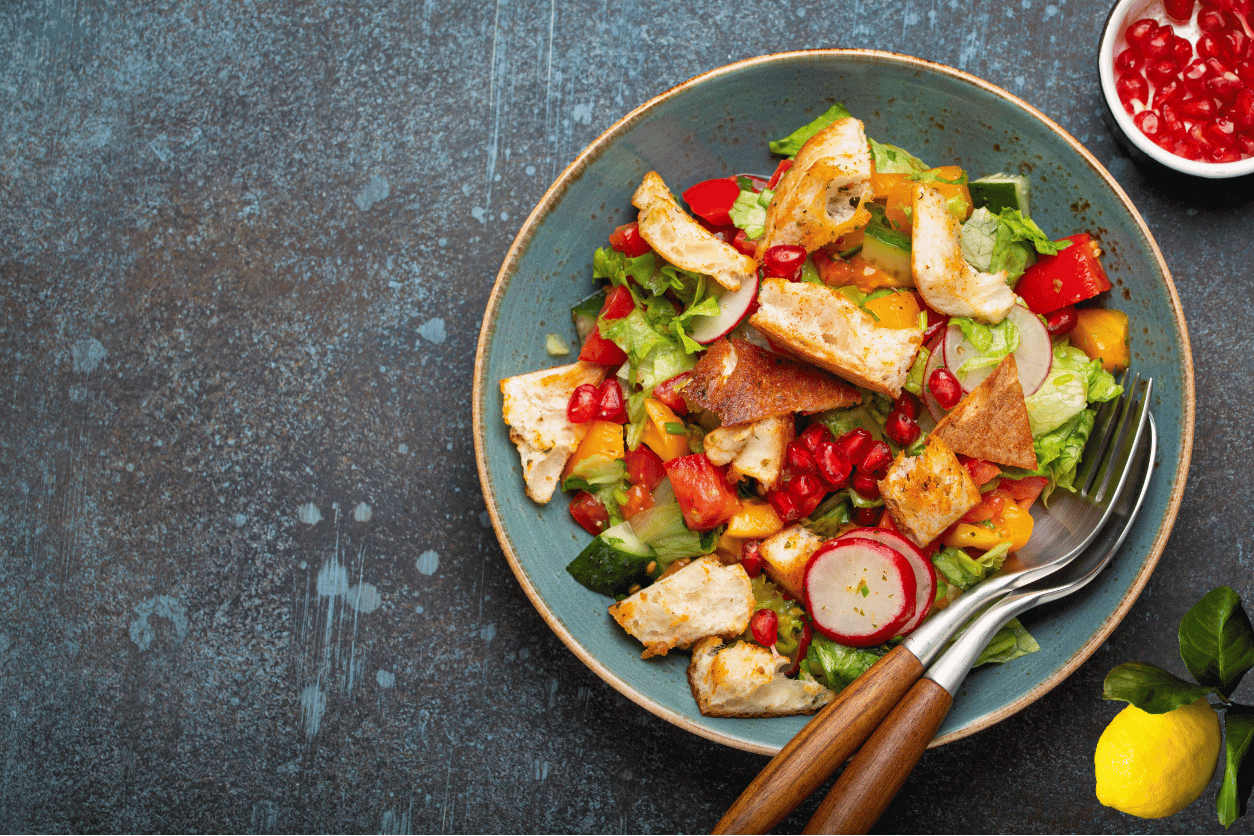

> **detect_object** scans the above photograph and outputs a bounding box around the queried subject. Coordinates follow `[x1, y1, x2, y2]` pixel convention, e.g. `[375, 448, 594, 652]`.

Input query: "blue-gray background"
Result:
[2, 1, 1251, 833]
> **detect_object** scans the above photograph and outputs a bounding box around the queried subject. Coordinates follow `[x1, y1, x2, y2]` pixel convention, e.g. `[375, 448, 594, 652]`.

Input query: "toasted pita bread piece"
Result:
[879, 435, 982, 547]
[703, 414, 794, 490]
[757, 118, 873, 257]
[682, 337, 861, 425]
[912, 185, 1016, 324]
[687, 637, 834, 718]
[933, 355, 1039, 470]
[632, 171, 757, 291]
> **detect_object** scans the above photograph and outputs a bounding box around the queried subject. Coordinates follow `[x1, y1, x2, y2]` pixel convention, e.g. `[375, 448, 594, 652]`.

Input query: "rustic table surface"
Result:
[4, 0, 1253, 833]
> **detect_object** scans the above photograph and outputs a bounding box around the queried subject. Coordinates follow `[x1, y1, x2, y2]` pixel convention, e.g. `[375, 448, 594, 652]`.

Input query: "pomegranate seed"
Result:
[595, 379, 629, 423]
[1209, 145, 1244, 162]
[750, 609, 779, 647]
[1147, 58, 1181, 85]
[1135, 109, 1165, 138]
[1199, 7, 1229, 30]
[1154, 79, 1185, 108]
[928, 368, 963, 410]
[1234, 130, 1254, 154]
[1182, 60, 1211, 95]
[1209, 71, 1245, 104]
[859, 441, 893, 476]
[884, 411, 920, 446]
[1045, 306, 1079, 337]
[740, 540, 765, 577]
[786, 474, 823, 505]
[1178, 95, 1219, 120]
[1126, 18, 1159, 49]
[1199, 32, 1234, 60]
[785, 441, 819, 475]
[1227, 30, 1250, 62]
[1238, 61, 1254, 85]
[853, 506, 881, 527]
[895, 393, 921, 421]
[851, 472, 882, 500]
[1161, 101, 1185, 134]
[567, 383, 600, 423]
[1141, 25, 1176, 59]
[835, 428, 873, 463]
[1231, 89, 1254, 128]
[1117, 74, 1150, 109]
[762, 245, 808, 280]
[767, 488, 802, 522]
[1172, 36, 1196, 65]
[1116, 47, 1145, 74]
[1166, 0, 1194, 20]
[797, 422, 832, 455]
[814, 441, 853, 490]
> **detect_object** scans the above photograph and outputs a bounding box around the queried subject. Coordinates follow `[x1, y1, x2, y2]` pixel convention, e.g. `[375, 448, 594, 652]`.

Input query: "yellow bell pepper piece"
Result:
[725, 499, 784, 539]
[716, 532, 744, 563]
[640, 398, 690, 462]
[943, 503, 1034, 553]
[562, 420, 625, 478]
[1071, 308, 1130, 372]
[943, 523, 1005, 551]
[864, 290, 922, 331]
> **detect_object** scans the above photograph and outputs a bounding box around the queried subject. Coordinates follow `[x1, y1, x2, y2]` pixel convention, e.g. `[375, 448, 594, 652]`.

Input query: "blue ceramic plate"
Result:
[473, 50, 1194, 755]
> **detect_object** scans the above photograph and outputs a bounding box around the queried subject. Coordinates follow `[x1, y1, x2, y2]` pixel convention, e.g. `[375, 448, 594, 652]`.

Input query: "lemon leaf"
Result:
[1179, 586, 1254, 698]
[1102, 661, 1213, 714]
[1218, 708, 1254, 828]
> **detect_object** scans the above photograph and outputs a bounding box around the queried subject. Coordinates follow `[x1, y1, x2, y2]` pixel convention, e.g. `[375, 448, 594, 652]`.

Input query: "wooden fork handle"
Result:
[802, 677, 953, 835]
[713, 644, 923, 834]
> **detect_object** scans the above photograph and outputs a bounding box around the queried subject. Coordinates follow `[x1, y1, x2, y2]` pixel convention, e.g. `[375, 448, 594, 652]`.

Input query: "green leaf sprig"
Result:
[1102, 586, 1254, 827]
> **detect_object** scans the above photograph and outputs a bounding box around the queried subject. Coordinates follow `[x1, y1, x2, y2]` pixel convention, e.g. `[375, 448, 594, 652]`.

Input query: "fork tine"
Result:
[1074, 371, 1134, 495]
[1089, 376, 1152, 505]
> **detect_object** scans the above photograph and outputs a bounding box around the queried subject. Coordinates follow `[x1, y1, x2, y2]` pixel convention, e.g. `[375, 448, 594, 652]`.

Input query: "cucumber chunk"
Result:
[969, 173, 1031, 216]
[566, 521, 655, 597]
[860, 223, 912, 284]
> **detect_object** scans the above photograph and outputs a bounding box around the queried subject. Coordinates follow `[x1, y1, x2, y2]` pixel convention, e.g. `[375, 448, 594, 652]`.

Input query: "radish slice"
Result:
[836, 528, 936, 635]
[689, 269, 760, 344]
[921, 334, 947, 423]
[803, 538, 917, 647]
[942, 305, 1053, 395]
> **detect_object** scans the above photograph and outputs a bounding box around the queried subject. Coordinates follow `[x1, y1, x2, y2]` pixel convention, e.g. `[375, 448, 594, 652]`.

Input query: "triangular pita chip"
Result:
[682, 337, 860, 426]
[932, 354, 1038, 470]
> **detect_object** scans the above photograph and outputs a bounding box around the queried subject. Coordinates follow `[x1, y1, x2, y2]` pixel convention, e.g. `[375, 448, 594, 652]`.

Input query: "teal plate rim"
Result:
[472, 49, 1195, 755]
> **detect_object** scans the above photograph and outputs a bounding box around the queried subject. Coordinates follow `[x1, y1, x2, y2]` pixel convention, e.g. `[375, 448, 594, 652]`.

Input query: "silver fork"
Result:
[806, 412, 1157, 834]
[714, 375, 1154, 835]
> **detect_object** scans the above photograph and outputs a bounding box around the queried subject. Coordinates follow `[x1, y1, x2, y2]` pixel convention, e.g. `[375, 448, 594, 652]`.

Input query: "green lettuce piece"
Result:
[1025, 344, 1120, 437]
[960, 207, 1037, 282]
[974, 618, 1041, 666]
[868, 138, 929, 175]
[950, 315, 1021, 378]
[932, 547, 987, 592]
[729, 186, 773, 239]
[998, 209, 1072, 256]
[803, 492, 853, 538]
[629, 487, 714, 571]
[803, 635, 885, 691]
[1036, 409, 1095, 494]
[904, 344, 930, 398]
[770, 103, 853, 157]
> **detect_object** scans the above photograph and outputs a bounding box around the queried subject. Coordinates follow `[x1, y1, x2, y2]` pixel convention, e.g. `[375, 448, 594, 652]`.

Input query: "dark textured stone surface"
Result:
[2, 0, 1251, 833]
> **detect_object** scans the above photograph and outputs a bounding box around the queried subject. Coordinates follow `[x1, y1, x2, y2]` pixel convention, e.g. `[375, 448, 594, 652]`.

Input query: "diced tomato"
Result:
[600, 285, 635, 319]
[961, 491, 1006, 524]
[1000, 475, 1049, 508]
[569, 491, 609, 535]
[1015, 233, 1113, 315]
[624, 445, 666, 491]
[959, 456, 1001, 487]
[578, 329, 627, 365]
[664, 454, 741, 531]
[766, 159, 794, 189]
[652, 372, 691, 415]
[620, 484, 655, 520]
[608, 222, 651, 257]
[681, 177, 741, 226]
[731, 228, 757, 257]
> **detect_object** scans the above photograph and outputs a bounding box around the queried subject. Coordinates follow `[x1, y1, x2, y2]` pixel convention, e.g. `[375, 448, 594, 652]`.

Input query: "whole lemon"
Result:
[1094, 697, 1221, 819]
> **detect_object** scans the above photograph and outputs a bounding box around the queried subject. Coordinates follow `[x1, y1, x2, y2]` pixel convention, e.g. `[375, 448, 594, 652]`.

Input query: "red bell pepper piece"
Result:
[681, 177, 741, 227]
[662, 454, 740, 531]
[651, 372, 690, 416]
[1015, 233, 1112, 315]
[608, 222, 652, 257]
[569, 491, 609, 535]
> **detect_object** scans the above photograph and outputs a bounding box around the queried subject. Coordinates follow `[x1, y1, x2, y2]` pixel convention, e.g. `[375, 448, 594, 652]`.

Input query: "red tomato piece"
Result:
[961, 491, 1006, 524]
[569, 491, 609, 535]
[619, 484, 655, 520]
[681, 177, 741, 226]
[625, 445, 666, 491]
[960, 456, 1002, 487]
[600, 285, 635, 319]
[578, 329, 627, 365]
[766, 159, 794, 189]
[1015, 233, 1113, 315]
[608, 222, 652, 257]
[663, 454, 741, 531]
[731, 228, 757, 257]
[1000, 475, 1049, 507]
[652, 372, 691, 415]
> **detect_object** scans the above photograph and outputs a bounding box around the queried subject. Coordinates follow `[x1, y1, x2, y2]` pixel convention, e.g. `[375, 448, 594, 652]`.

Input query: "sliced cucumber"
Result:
[860, 223, 912, 284]
[566, 521, 655, 597]
[969, 173, 1031, 216]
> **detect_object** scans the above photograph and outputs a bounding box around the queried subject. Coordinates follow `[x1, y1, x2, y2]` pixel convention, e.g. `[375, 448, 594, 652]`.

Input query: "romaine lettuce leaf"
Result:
[770, 103, 853, 156]
[1025, 344, 1121, 436]
[950, 315, 1021, 378]
[960, 207, 1036, 282]
[974, 618, 1041, 666]
[802, 635, 885, 691]
[868, 138, 928, 175]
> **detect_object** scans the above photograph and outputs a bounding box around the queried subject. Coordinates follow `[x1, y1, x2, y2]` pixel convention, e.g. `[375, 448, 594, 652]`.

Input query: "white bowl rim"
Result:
[1099, 0, 1254, 178]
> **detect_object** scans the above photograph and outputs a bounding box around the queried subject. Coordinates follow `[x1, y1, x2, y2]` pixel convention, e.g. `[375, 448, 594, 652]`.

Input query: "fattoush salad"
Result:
[499, 104, 1128, 719]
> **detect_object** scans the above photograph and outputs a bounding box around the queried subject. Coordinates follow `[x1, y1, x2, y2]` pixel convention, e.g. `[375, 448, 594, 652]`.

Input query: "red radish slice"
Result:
[836, 528, 936, 635]
[942, 305, 1053, 395]
[689, 269, 760, 344]
[803, 538, 917, 647]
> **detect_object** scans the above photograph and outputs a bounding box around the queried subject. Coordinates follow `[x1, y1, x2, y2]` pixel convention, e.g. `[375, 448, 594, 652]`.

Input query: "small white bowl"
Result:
[1099, 0, 1254, 178]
